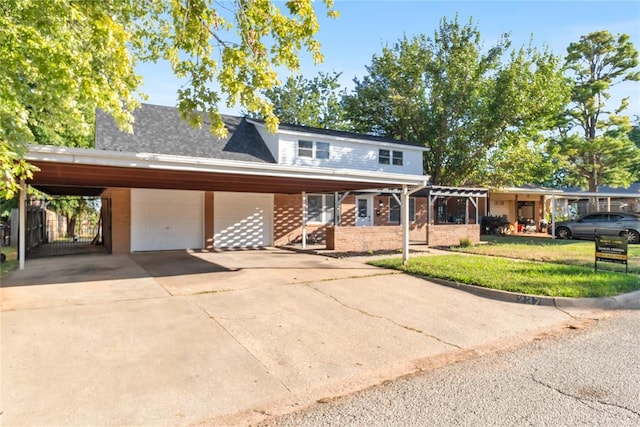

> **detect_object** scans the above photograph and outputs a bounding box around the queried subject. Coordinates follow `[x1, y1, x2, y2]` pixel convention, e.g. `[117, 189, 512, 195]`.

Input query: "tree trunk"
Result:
[588, 169, 599, 213]
[66, 216, 77, 239]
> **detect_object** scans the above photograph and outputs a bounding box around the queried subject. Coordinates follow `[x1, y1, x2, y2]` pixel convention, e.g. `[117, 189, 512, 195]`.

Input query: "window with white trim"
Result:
[379, 149, 403, 166]
[298, 140, 313, 157]
[389, 197, 416, 223]
[379, 149, 390, 164]
[298, 140, 330, 160]
[392, 151, 403, 166]
[307, 194, 335, 224]
[316, 142, 330, 159]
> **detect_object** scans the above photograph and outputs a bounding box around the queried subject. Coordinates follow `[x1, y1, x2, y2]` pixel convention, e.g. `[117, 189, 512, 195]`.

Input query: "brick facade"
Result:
[326, 226, 403, 252]
[371, 196, 427, 242]
[102, 189, 478, 253]
[204, 192, 214, 250]
[426, 224, 480, 247]
[102, 188, 131, 254]
[273, 194, 330, 246]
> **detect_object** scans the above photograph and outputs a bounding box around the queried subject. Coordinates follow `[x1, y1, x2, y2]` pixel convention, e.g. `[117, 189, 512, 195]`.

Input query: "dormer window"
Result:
[379, 149, 403, 166]
[379, 149, 390, 164]
[392, 151, 403, 166]
[298, 140, 313, 157]
[316, 142, 330, 159]
[298, 140, 330, 160]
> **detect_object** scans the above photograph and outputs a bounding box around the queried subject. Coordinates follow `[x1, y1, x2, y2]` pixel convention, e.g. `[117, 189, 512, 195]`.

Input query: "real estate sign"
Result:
[595, 235, 628, 273]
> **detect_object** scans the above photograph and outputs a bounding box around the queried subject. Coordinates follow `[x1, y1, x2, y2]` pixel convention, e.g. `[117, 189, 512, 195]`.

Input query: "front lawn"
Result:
[450, 236, 640, 274]
[369, 255, 640, 298]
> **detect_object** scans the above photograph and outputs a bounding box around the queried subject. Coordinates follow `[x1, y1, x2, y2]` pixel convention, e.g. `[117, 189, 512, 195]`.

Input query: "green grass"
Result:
[450, 236, 639, 274]
[1, 245, 18, 277]
[369, 255, 640, 298]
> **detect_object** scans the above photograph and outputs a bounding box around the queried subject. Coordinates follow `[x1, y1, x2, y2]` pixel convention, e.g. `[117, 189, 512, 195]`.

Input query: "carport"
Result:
[17, 144, 429, 269]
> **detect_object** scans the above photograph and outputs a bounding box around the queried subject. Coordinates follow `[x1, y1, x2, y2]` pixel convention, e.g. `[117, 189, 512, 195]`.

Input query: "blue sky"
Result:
[136, 1, 640, 118]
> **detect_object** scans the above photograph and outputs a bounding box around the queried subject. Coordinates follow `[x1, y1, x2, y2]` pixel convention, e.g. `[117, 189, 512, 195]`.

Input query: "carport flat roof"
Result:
[491, 187, 639, 199]
[26, 145, 430, 195]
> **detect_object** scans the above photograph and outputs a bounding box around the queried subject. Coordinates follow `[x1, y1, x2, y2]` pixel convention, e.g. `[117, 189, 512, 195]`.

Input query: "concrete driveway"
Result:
[1, 249, 596, 426]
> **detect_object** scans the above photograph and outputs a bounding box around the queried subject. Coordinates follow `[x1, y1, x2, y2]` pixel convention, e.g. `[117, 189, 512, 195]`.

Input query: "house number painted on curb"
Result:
[516, 295, 541, 305]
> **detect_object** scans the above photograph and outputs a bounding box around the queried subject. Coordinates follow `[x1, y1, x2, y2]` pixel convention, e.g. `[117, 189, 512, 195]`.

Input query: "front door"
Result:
[355, 196, 373, 227]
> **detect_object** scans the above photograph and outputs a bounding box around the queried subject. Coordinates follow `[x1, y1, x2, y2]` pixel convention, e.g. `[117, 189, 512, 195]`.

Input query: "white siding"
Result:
[277, 133, 424, 175]
[252, 125, 279, 163]
[131, 189, 204, 251]
[248, 120, 426, 176]
[214, 192, 273, 248]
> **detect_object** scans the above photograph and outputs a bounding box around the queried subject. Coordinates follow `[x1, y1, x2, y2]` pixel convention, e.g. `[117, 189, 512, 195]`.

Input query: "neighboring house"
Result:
[561, 184, 640, 217]
[485, 183, 640, 233]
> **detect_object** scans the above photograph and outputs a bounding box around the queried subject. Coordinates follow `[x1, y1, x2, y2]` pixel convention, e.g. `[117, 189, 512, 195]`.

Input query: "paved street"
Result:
[259, 309, 640, 426]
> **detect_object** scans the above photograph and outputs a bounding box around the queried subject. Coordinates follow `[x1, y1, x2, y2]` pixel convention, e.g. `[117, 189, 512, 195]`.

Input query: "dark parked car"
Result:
[548, 212, 640, 244]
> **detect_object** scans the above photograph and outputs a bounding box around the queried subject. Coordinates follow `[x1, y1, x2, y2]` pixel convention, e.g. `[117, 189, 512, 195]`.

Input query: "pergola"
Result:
[409, 185, 489, 225]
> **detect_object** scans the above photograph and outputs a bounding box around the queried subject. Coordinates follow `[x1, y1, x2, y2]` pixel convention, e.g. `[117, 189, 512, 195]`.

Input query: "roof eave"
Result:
[246, 119, 429, 152]
[26, 144, 430, 187]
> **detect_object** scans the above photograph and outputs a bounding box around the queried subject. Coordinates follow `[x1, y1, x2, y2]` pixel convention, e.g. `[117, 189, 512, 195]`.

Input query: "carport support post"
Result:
[402, 185, 410, 266]
[302, 191, 307, 249]
[19, 179, 26, 270]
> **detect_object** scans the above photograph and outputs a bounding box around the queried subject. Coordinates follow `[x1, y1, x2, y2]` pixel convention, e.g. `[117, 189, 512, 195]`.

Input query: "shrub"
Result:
[459, 236, 474, 248]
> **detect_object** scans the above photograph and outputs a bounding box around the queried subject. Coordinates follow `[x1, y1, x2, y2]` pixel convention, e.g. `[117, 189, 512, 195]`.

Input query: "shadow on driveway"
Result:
[1, 251, 232, 287]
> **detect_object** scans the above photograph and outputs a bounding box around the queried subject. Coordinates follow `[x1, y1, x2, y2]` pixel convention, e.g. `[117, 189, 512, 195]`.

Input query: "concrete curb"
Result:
[422, 277, 640, 310]
[281, 245, 640, 311]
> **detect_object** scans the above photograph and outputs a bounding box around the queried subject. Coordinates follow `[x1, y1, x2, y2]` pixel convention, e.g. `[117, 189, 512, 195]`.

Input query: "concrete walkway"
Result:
[0, 249, 625, 426]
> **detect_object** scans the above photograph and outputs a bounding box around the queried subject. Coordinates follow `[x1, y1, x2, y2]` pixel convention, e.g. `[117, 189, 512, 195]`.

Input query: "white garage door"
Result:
[214, 192, 273, 248]
[131, 189, 204, 251]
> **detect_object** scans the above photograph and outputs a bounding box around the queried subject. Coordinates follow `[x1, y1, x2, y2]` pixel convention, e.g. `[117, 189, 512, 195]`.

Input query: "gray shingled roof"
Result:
[563, 183, 640, 195]
[95, 103, 276, 163]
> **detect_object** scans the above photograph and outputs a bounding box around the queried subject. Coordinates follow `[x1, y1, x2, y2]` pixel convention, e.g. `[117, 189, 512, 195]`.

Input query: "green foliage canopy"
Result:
[342, 16, 569, 186]
[630, 117, 640, 181]
[1, 0, 337, 198]
[552, 31, 640, 191]
[259, 71, 348, 129]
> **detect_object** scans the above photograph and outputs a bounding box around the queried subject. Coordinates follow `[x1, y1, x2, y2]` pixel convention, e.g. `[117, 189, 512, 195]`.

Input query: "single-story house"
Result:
[485, 183, 640, 233]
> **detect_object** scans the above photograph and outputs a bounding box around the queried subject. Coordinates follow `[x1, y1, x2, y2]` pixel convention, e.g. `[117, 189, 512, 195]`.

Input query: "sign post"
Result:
[595, 235, 628, 273]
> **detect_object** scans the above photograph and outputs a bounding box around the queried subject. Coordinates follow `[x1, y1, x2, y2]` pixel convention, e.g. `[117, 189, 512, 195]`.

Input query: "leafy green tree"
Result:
[342, 16, 569, 186]
[45, 197, 99, 239]
[1, 0, 337, 198]
[553, 31, 640, 192]
[258, 71, 348, 129]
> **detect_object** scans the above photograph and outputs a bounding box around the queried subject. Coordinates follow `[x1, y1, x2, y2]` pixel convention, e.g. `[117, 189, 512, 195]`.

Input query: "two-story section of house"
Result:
[85, 103, 430, 253]
[246, 118, 429, 247]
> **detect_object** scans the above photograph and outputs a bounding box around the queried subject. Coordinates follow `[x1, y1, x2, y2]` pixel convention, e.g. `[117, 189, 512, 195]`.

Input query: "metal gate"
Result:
[24, 196, 111, 258]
